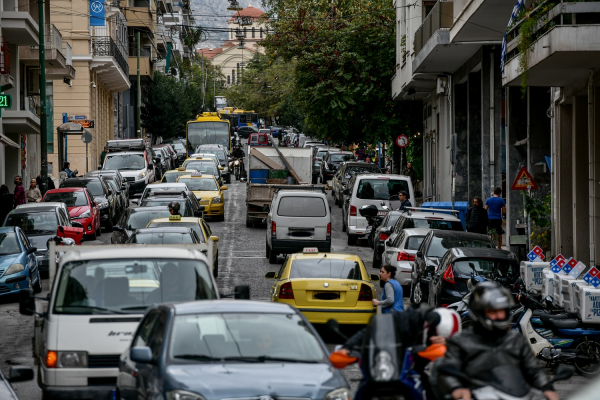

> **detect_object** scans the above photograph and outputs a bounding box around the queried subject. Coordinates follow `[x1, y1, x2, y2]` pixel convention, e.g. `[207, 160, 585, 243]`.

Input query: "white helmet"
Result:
[422, 308, 462, 344]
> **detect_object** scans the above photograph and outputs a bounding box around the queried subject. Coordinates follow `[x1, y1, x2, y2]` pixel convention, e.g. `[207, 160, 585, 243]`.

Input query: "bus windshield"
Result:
[187, 121, 230, 154]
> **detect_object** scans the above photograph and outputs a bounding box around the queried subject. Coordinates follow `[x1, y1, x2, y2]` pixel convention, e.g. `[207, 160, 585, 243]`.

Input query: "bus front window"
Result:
[187, 122, 230, 153]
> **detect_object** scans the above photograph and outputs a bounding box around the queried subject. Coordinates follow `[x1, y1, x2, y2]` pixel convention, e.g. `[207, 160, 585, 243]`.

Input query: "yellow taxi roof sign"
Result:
[303, 247, 319, 254]
[169, 214, 181, 221]
[192, 172, 202, 176]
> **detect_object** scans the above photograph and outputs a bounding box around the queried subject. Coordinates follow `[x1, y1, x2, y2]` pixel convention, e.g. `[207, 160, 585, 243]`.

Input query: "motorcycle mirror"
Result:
[551, 364, 575, 382]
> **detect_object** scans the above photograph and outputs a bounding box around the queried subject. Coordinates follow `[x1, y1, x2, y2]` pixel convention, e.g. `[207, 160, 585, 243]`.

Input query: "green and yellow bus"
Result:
[186, 112, 231, 155]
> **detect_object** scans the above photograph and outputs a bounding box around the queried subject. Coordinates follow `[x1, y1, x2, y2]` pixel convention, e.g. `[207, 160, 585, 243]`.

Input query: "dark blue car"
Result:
[0, 226, 42, 296]
[118, 301, 349, 400]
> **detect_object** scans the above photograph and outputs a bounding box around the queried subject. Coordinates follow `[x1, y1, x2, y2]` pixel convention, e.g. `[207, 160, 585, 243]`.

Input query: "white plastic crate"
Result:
[541, 269, 555, 299]
[520, 261, 550, 293]
[563, 279, 586, 313]
[574, 281, 589, 314]
[579, 286, 600, 323]
[554, 274, 577, 307]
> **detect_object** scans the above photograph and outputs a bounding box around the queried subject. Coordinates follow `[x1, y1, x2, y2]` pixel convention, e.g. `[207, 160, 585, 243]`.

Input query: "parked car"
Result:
[428, 247, 519, 307]
[60, 176, 119, 230]
[270, 126, 284, 137]
[111, 206, 175, 244]
[381, 228, 430, 288]
[0, 226, 42, 295]
[42, 188, 101, 240]
[153, 146, 172, 176]
[342, 174, 414, 245]
[103, 139, 159, 195]
[332, 161, 382, 207]
[371, 210, 404, 268]
[319, 151, 355, 184]
[0, 363, 34, 400]
[164, 140, 187, 166]
[410, 230, 494, 304]
[155, 144, 178, 168]
[266, 189, 331, 264]
[238, 125, 259, 139]
[85, 169, 129, 205]
[117, 301, 348, 400]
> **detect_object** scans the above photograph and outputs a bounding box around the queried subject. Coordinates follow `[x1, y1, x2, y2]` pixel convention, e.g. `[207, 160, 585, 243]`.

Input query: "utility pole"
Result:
[136, 31, 141, 137]
[39, 0, 48, 193]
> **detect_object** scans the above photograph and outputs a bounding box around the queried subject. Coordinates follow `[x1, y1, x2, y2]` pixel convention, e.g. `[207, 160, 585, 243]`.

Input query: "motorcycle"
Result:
[359, 195, 399, 249]
[515, 290, 600, 377]
[229, 157, 245, 180]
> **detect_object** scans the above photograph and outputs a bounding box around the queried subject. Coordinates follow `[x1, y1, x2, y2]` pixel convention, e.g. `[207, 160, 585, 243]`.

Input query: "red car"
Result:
[42, 188, 101, 240]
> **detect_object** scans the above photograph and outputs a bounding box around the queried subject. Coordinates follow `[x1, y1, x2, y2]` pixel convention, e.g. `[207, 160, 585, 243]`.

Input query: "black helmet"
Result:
[168, 201, 181, 212]
[468, 281, 516, 332]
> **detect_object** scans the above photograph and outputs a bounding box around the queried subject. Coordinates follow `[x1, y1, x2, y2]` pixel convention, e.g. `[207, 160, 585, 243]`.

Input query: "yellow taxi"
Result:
[159, 167, 197, 183]
[265, 249, 380, 325]
[146, 215, 220, 277]
[182, 157, 224, 185]
[176, 173, 227, 221]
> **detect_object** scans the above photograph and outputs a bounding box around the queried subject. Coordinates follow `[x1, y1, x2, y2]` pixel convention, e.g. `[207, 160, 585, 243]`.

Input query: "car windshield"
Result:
[44, 191, 88, 207]
[104, 154, 146, 170]
[4, 211, 58, 234]
[346, 166, 380, 176]
[406, 236, 425, 250]
[128, 232, 194, 244]
[0, 233, 21, 255]
[356, 179, 408, 200]
[453, 258, 518, 277]
[162, 172, 190, 183]
[316, 150, 330, 159]
[146, 222, 204, 242]
[427, 237, 492, 258]
[329, 154, 354, 163]
[171, 143, 185, 151]
[143, 186, 185, 199]
[406, 218, 464, 231]
[139, 201, 189, 216]
[62, 180, 105, 197]
[277, 196, 327, 217]
[125, 210, 172, 230]
[53, 258, 216, 314]
[199, 150, 225, 161]
[289, 259, 362, 280]
[183, 162, 219, 176]
[178, 178, 218, 191]
[169, 313, 325, 363]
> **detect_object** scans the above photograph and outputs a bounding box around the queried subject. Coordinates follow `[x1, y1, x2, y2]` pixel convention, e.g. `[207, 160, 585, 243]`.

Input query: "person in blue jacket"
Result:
[373, 264, 404, 313]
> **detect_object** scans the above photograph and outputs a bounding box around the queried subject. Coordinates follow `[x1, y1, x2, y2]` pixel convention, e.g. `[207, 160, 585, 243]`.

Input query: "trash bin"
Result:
[421, 202, 469, 229]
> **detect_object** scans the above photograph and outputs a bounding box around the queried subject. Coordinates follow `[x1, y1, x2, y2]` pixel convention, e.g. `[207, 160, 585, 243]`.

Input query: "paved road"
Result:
[0, 139, 591, 398]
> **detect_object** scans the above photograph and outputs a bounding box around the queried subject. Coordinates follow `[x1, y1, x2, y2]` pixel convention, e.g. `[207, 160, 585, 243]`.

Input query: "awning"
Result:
[0, 133, 19, 149]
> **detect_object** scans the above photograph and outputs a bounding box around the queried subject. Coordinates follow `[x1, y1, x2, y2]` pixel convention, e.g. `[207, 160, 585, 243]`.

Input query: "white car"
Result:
[266, 189, 331, 264]
[342, 173, 414, 245]
[139, 182, 188, 200]
[103, 139, 157, 195]
[381, 228, 429, 286]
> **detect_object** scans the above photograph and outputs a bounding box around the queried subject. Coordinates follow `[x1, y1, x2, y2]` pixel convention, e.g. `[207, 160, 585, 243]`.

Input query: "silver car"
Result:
[381, 228, 429, 286]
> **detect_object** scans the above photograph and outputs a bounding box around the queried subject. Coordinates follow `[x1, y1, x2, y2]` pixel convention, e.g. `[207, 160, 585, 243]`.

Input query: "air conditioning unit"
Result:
[436, 76, 448, 95]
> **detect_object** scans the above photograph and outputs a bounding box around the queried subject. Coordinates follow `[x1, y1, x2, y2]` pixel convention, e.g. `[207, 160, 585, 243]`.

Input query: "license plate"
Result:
[377, 211, 387, 216]
[313, 292, 340, 300]
[366, 226, 372, 234]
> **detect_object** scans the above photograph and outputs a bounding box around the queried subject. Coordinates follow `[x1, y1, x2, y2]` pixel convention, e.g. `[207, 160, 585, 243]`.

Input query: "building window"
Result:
[227, 75, 230, 84]
[237, 63, 239, 68]
[244, 28, 247, 37]
[232, 70, 235, 84]
[252, 28, 255, 38]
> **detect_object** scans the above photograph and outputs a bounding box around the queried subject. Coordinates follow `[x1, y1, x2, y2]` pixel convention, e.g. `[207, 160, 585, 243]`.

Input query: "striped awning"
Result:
[0, 133, 19, 149]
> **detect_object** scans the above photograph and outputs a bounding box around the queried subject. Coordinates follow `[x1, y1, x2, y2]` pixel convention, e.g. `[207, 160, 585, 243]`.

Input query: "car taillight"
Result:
[397, 251, 416, 261]
[358, 283, 373, 301]
[279, 282, 294, 299]
[327, 223, 331, 237]
[443, 266, 455, 284]
[350, 205, 357, 216]
[314, 158, 318, 161]
[271, 221, 276, 236]
[379, 233, 389, 241]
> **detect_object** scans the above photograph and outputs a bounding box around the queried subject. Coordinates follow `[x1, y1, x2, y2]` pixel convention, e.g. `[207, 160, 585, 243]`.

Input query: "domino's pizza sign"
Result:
[527, 246, 545, 262]
[583, 267, 600, 288]
[550, 254, 566, 274]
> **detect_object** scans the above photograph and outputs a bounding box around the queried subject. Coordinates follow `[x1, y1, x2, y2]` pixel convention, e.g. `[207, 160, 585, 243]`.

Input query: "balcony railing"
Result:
[0, 39, 10, 75]
[91, 36, 129, 77]
[413, 1, 454, 55]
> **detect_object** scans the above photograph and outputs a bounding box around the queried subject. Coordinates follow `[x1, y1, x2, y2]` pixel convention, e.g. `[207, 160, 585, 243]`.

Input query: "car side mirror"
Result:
[219, 167, 224, 170]
[209, 235, 219, 243]
[417, 251, 423, 258]
[130, 346, 153, 364]
[121, 183, 127, 189]
[58, 226, 65, 234]
[370, 274, 380, 281]
[19, 289, 35, 316]
[71, 221, 84, 229]
[132, 199, 139, 205]
[113, 225, 124, 232]
[108, 189, 113, 195]
[221, 186, 228, 191]
[27, 247, 37, 254]
[8, 366, 34, 383]
[94, 201, 98, 207]
[265, 271, 277, 279]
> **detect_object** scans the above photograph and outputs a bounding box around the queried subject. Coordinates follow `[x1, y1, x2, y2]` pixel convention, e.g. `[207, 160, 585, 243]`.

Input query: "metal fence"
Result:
[0, 39, 10, 75]
[91, 36, 129, 77]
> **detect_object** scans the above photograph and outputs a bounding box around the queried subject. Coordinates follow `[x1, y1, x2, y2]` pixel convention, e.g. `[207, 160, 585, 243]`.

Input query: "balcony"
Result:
[124, 7, 153, 30]
[451, 0, 516, 42]
[90, 36, 130, 92]
[503, 1, 600, 87]
[128, 56, 153, 81]
[0, 0, 39, 46]
[20, 25, 76, 81]
[2, 96, 41, 134]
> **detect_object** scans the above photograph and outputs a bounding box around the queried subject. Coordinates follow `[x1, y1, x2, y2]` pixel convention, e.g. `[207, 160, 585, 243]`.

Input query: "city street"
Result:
[0, 140, 591, 398]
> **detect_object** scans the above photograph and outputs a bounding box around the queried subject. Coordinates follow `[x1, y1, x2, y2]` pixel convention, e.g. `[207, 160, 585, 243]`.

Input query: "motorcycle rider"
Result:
[232, 144, 245, 160]
[168, 201, 181, 216]
[433, 281, 559, 400]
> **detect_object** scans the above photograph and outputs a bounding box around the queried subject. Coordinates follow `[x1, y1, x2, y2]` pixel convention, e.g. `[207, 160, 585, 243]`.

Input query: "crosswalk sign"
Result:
[511, 166, 538, 190]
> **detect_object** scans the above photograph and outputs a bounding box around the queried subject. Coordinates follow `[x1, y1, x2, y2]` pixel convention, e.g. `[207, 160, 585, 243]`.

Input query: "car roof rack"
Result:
[405, 207, 460, 216]
[273, 185, 327, 193]
[105, 139, 147, 152]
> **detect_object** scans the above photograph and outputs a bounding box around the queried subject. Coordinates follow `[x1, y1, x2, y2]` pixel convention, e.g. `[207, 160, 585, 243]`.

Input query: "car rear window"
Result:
[329, 154, 354, 163]
[258, 135, 267, 143]
[427, 237, 492, 258]
[290, 259, 362, 280]
[405, 236, 425, 250]
[44, 191, 88, 207]
[356, 179, 408, 200]
[129, 232, 194, 244]
[406, 218, 464, 231]
[146, 222, 204, 242]
[250, 134, 258, 142]
[453, 258, 518, 277]
[125, 210, 172, 230]
[62, 180, 105, 197]
[277, 196, 327, 217]
[138, 201, 189, 216]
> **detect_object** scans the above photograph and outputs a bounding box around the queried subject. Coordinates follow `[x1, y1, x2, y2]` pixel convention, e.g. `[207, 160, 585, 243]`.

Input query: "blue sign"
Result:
[69, 115, 87, 120]
[90, 0, 105, 27]
[527, 250, 540, 262]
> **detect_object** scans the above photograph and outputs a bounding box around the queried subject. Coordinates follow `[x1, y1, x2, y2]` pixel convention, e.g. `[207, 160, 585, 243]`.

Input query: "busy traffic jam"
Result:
[0, 115, 595, 400]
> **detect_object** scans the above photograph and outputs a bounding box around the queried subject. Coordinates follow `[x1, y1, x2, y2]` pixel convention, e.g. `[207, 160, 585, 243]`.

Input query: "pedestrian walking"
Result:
[13, 176, 26, 207]
[402, 162, 417, 184]
[26, 178, 42, 203]
[485, 187, 507, 249]
[466, 196, 488, 234]
[0, 185, 13, 223]
[372, 265, 404, 313]
[399, 190, 412, 210]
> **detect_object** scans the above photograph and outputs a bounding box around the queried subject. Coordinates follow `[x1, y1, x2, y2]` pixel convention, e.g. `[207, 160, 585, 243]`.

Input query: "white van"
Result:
[266, 189, 331, 264]
[103, 139, 158, 195]
[21, 242, 220, 400]
[342, 173, 414, 245]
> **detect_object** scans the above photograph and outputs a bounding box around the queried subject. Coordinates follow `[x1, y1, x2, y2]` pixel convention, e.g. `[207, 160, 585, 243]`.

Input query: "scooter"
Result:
[360, 195, 399, 249]
[515, 290, 600, 377]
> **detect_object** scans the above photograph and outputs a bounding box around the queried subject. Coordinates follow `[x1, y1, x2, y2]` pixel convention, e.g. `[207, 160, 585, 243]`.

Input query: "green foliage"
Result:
[518, 17, 535, 99]
[524, 192, 551, 252]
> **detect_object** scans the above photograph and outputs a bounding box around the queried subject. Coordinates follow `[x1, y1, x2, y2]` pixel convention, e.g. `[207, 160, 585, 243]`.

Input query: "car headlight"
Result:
[212, 196, 222, 203]
[5, 264, 24, 275]
[370, 350, 396, 382]
[137, 171, 146, 180]
[97, 202, 109, 209]
[57, 351, 88, 368]
[74, 210, 91, 219]
[324, 388, 351, 400]
[167, 390, 207, 400]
